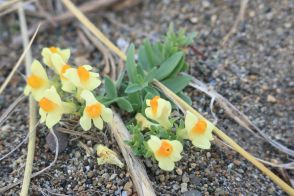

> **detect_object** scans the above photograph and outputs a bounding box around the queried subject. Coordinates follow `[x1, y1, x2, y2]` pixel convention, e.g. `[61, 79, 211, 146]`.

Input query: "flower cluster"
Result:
[135, 96, 214, 171]
[24, 47, 113, 130]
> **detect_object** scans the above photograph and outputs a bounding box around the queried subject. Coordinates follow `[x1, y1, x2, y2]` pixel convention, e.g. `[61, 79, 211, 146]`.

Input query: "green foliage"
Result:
[127, 116, 187, 158]
[116, 25, 196, 113]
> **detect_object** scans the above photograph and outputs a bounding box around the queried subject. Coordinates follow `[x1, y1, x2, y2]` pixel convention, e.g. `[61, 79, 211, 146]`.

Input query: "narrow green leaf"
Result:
[104, 75, 117, 98]
[116, 97, 133, 112]
[144, 86, 160, 96]
[155, 51, 183, 80]
[178, 91, 192, 105]
[115, 68, 125, 90]
[138, 45, 151, 71]
[144, 67, 157, 82]
[125, 83, 148, 94]
[162, 75, 191, 93]
[126, 44, 137, 82]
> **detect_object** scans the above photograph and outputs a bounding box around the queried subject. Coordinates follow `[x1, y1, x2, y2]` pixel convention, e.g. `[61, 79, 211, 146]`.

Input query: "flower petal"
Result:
[46, 110, 62, 128]
[93, 117, 103, 130]
[84, 77, 101, 90]
[63, 68, 80, 87]
[147, 135, 161, 153]
[61, 79, 75, 93]
[192, 137, 211, 149]
[51, 54, 65, 74]
[158, 158, 175, 171]
[59, 49, 70, 62]
[44, 86, 62, 105]
[39, 108, 47, 123]
[101, 107, 113, 123]
[80, 115, 92, 131]
[80, 90, 97, 105]
[170, 140, 183, 156]
[31, 60, 48, 80]
[185, 111, 198, 132]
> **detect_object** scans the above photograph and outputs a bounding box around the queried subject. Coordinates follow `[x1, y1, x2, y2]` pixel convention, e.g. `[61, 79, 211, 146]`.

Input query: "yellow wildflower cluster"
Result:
[136, 96, 214, 171]
[24, 47, 113, 130]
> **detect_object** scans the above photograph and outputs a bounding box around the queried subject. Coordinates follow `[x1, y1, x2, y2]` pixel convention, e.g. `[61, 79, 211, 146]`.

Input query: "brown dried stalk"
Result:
[109, 111, 156, 196]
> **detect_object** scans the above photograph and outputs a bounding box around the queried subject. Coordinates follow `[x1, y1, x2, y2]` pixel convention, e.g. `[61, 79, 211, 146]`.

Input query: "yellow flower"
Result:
[51, 54, 76, 93]
[39, 86, 75, 128]
[41, 47, 70, 72]
[24, 60, 50, 101]
[147, 135, 183, 171]
[63, 65, 101, 91]
[135, 113, 156, 129]
[96, 144, 124, 168]
[145, 96, 172, 129]
[79, 90, 113, 131]
[184, 111, 214, 149]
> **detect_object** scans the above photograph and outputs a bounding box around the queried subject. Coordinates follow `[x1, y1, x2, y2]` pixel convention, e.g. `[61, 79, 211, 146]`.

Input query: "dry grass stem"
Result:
[222, 0, 249, 46]
[109, 111, 156, 196]
[18, 2, 37, 195]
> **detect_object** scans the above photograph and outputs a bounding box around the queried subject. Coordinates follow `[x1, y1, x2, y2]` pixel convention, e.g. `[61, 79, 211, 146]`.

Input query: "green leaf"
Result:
[126, 44, 137, 82]
[104, 75, 117, 98]
[116, 97, 133, 112]
[178, 91, 192, 105]
[138, 45, 152, 71]
[162, 75, 191, 93]
[116, 69, 125, 90]
[125, 83, 148, 94]
[144, 86, 160, 96]
[128, 92, 142, 111]
[155, 51, 183, 80]
[144, 67, 157, 82]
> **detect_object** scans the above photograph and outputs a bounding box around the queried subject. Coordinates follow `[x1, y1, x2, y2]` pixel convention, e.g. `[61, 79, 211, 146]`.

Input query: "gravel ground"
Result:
[0, 0, 293, 195]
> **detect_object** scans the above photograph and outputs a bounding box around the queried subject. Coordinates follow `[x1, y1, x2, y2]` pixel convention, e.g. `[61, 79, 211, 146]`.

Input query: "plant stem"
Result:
[18, 2, 37, 196]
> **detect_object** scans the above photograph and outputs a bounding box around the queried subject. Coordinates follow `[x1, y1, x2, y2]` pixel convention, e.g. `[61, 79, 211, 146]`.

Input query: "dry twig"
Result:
[222, 0, 249, 46]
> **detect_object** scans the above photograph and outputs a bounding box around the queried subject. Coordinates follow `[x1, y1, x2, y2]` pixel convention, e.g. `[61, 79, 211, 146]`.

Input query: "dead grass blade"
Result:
[222, 0, 249, 46]
[17, 2, 37, 196]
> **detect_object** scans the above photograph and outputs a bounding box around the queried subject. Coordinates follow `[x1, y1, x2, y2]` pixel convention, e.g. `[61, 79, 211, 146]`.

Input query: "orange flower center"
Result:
[192, 119, 207, 135]
[27, 75, 44, 89]
[49, 47, 58, 53]
[77, 66, 90, 82]
[156, 140, 173, 157]
[150, 96, 160, 116]
[86, 103, 102, 118]
[61, 64, 71, 80]
[39, 98, 57, 112]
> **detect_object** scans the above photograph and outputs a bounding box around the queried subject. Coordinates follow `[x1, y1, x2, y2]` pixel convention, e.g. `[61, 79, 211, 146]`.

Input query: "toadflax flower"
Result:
[39, 86, 75, 128]
[79, 90, 113, 131]
[42, 47, 70, 72]
[96, 144, 124, 168]
[145, 96, 172, 129]
[24, 60, 50, 101]
[147, 135, 183, 171]
[51, 54, 75, 93]
[135, 113, 157, 129]
[184, 111, 214, 149]
[63, 65, 101, 91]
